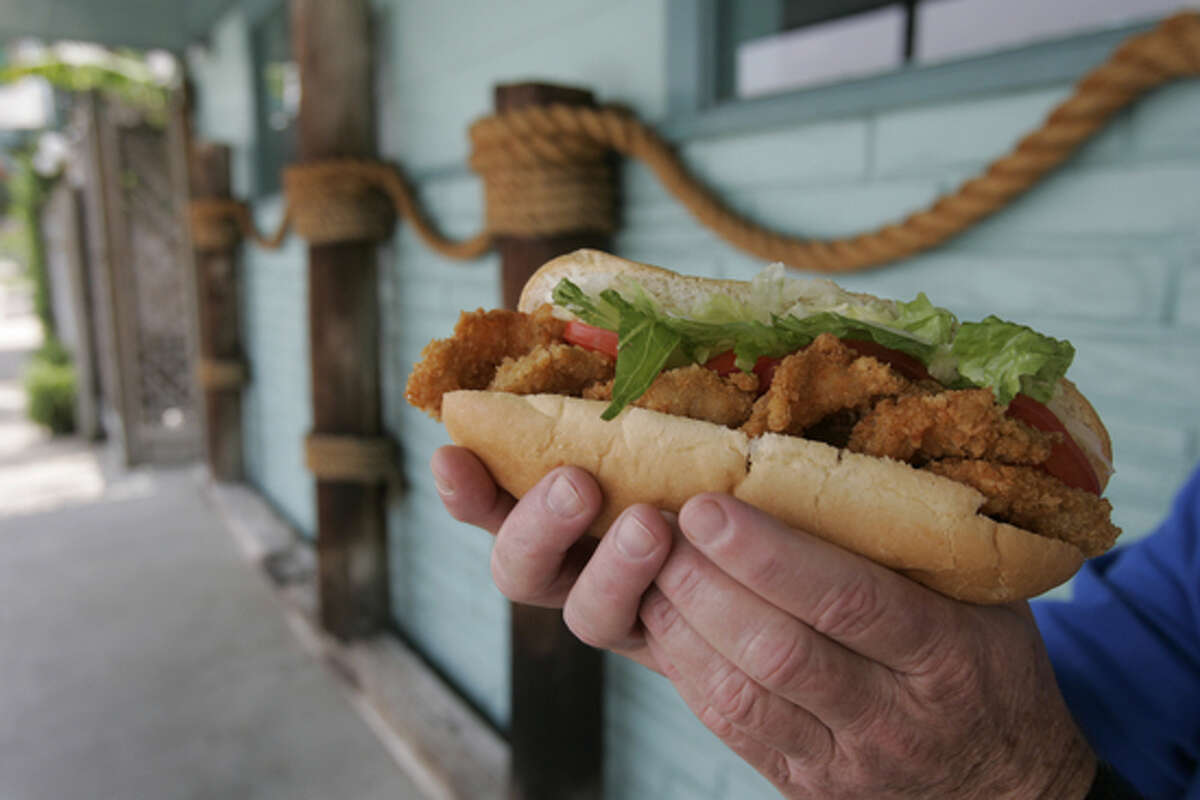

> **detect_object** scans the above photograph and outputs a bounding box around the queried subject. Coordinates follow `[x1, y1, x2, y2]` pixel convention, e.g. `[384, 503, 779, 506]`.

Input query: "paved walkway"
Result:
[0, 271, 427, 799]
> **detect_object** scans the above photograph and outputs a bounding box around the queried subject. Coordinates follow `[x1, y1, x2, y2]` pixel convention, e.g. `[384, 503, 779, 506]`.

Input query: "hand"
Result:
[641, 493, 1097, 799]
[430, 445, 673, 672]
[431, 447, 1097, 798]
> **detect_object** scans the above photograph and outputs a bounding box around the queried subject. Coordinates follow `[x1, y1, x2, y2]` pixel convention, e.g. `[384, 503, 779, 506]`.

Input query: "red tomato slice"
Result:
[752, 357, 780, 389]
[1006, 394, 1100, 495]
[703, 350, 738, 374]
[563, 321, 618, 358]
[703, 351, 779, 393]
[841, 339, 932, 382]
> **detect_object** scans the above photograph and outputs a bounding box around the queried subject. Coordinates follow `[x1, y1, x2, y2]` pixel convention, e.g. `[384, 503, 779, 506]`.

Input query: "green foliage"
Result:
[6, 150, 55, 338]
[34, 335, 72, 367]
[0, 58, 170, 126]
[25, 343, 76, 435]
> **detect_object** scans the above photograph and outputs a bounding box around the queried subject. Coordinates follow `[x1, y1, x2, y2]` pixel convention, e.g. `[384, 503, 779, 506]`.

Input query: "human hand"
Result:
[640, 492, 1097, 799]
[430, 445, 674, 672]
[430, 446, 1097, 798]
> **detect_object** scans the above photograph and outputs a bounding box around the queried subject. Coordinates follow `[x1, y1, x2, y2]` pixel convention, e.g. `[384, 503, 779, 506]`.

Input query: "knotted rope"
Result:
[190, 11, 1200, 273]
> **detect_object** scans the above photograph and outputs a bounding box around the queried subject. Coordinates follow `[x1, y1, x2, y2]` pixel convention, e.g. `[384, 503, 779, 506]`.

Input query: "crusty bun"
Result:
[443, 391, 1085, 604]
[1046, 377, 1113, 491]
[520, 249, 1113, 493]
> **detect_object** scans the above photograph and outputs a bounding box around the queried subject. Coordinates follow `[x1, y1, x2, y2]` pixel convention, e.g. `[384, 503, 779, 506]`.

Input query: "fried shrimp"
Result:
[924, 459, 1119, 557]
[406, 306, 564, 417]
[741, 333, 909, 437]
[849, 389, 1058, 466]
[489, 343, 614, 397]
[585, 364, 757, 428]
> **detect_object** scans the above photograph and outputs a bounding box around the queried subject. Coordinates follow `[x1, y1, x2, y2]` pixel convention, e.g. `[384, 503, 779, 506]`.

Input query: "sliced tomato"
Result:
[563, 320, 618, 358]
[841, 339, 932, 383]
[753, 356, 780, 389]
[1006, 394, 1100, 495]
[703, 351, 780, 393]
[702, 350, 738, 374]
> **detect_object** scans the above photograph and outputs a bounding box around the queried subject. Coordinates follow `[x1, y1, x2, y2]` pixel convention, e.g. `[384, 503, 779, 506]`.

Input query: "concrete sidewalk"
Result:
[0, 270, 428, 799]
[0, 471, 428, 800]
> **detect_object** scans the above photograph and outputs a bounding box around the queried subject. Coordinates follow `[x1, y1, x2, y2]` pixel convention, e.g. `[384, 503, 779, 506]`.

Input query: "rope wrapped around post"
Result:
[187, 197, 291, 251]
[194, 11, 1200, 272]
[304, 433, 397, 483]
[196, 358, 247, 391]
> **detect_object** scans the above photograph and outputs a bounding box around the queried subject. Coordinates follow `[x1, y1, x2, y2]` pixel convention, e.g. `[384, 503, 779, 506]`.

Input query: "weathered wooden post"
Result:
[292, 0, 389, 639]
[188, 143, 245, 481]
[494, 81, 609, 800]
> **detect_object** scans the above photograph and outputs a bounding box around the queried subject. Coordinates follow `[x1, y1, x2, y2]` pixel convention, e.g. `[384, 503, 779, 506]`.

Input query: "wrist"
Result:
[1026, 728, 1096, 800]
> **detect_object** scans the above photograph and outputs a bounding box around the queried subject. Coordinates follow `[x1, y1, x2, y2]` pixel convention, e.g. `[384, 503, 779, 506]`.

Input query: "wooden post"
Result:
[495, 82, 608, 800]
[293, 0, 388, 639]
[189, 143, 244, 481]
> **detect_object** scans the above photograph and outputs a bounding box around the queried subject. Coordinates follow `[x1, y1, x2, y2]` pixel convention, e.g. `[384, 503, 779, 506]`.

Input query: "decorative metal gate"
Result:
[74, 93, 201, 465]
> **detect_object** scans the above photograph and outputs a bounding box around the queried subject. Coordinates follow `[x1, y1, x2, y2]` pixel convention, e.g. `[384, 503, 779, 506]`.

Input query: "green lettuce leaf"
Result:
[552, 277, 1075, 417]
[552, 279, 622, 330]
[951, 316, 1074, 405]
[604, 311, 682, 420]
[894, 292, 958, 344]
[773, 313, 938, 363]
[588, 288, 682, 419]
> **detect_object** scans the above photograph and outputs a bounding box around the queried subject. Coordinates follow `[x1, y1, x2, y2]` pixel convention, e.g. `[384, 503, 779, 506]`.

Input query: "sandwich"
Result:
[406, 249, 1119, 603]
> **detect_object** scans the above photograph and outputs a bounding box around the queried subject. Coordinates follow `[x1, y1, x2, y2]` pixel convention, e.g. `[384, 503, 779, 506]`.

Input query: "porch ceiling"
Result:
[0, 0, 238, 52]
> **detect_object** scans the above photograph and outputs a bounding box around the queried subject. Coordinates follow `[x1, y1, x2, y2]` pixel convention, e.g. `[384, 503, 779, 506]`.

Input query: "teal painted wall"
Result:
[191, 3, 1200, 797]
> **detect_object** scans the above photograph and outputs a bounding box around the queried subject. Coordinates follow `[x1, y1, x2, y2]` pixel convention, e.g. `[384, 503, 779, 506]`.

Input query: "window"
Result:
[250, 3, 299, 196]
[717, 0, 1194, 102]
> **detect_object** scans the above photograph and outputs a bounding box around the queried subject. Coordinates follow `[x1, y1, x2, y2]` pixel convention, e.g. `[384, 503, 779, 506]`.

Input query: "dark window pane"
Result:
[251, 4, 298, 196]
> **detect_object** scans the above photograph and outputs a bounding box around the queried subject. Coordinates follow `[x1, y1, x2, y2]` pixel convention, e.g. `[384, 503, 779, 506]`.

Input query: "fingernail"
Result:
[684, 498, 727, 545]
[616, 513, 656, 559]
[432, 465, 455, 497]
[545, 473, 583, 517]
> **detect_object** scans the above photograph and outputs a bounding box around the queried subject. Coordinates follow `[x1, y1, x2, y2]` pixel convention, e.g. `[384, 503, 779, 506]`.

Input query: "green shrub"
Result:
[34, 336, 72, 367]
[25, 358, 76, 435]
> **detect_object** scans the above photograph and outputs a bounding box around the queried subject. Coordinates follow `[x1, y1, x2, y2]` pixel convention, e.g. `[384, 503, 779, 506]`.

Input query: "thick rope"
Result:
[197, 11, 1200, 272]
[304, 433, 396, 483]
[467, 11, 1200, 272]
[188, 197, 291, 250]
[196, 358, 246, 391]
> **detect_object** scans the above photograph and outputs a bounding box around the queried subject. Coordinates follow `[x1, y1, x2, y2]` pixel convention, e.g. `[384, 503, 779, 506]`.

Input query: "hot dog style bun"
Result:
[411, 249, 1119, 604]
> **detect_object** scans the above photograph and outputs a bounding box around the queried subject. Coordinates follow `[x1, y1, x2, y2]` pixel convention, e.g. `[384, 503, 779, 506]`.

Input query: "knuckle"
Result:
[697, 703, 738, 740]
[710, 666, 768, 729]
[811, 574, 886, 642]
[655, 554, 707, 606]
[744, 628, 812, 692]
[769, 753, 802, 793]
[639, 589, 681, 636]
[743, 549, 786, 592]
[918, 640, 986, 707]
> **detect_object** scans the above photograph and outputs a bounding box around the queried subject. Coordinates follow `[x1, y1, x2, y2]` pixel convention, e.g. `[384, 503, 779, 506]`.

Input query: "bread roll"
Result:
[443, 391, 1086, 604]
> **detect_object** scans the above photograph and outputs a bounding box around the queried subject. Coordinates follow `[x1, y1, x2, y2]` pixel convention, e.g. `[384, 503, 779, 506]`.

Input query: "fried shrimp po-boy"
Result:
[407, 250, 1120, 603]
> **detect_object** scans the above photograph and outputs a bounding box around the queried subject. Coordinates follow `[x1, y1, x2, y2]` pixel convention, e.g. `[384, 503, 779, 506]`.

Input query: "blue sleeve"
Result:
[1033, 464, 1200, 800]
